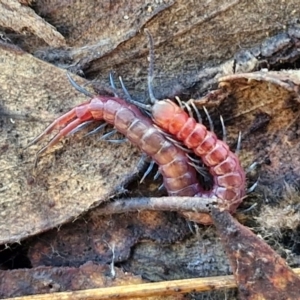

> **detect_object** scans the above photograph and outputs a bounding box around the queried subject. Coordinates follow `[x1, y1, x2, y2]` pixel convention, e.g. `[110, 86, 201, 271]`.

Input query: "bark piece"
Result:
[0, 262, 160, 299]
[0, 0, 65, 47]
[216, 70, 300, 199]
[28, 210, 191, 268]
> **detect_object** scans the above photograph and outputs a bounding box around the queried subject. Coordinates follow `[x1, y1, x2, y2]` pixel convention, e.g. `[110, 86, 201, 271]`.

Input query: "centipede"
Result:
[27, 88, 210, 204]
[110, 30, 246, 222]
[28, 30, 246, 225]
[144, 29, 246, 215]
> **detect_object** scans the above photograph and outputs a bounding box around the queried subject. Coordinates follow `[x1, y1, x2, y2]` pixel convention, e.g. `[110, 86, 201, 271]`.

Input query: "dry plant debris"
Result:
[0, 44, 141, 244]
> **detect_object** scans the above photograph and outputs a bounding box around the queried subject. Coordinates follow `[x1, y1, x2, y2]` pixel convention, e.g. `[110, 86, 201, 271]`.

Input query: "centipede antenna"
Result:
[153, 169, 161, 180]
[140, 160, 155, 183]
[109, 73, 119, 97]
[203, 106, 214, 132]
[189, 100, 202, 123]
[144, 29, 158, 104]
[235, 131, 242, 155]
[85, 122, 107, 137]
[99, 129, 118, 140]
[118, 76, 151, 111]
[220, 116, 227, 143]
[68, 120, 94, 136]
[247, 180, 259, 194]
[174, 96, 184, 109]
[66, 72, 94, 98]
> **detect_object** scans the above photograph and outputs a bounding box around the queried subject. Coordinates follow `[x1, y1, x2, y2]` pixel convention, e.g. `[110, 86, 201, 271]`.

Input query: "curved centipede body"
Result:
[151, 99, 246, 214]
[28, 95, 204, 198]
[139, 28, 246, 215]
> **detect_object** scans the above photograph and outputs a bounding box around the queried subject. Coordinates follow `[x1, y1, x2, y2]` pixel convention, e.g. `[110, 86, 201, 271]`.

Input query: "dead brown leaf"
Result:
[33, 0, 175, 69]
[0, 44, 141, 244]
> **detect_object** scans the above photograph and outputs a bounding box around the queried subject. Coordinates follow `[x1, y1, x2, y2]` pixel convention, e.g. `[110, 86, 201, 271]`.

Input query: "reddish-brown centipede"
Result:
[27, 92, 208, 203]
[116, 81, 245, 222]
[28, 30, 246, 224]
[113, 30, 246, 221]
[144, 30, 246, 215]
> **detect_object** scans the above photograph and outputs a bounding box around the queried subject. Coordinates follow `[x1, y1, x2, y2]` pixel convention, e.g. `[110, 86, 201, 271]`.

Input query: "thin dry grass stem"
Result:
[5, 269, 300, 300]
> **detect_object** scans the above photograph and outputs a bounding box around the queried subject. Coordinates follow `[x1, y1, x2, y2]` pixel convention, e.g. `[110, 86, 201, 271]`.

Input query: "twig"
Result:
[96, 196, 219, 215]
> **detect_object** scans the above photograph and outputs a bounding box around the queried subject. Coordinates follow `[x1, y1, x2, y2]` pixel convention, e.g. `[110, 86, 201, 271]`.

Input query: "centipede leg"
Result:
[165, 136, 193, 153]
[188, 100, 202, 123]
[109, 73, 119, 97]
[140, 160, 155, 183]
[187, 161, 211, 183]
[182, 101, 194, 118]
[203, 106, 214, 132]
[241, 203, 258, 213]
[153, 169, 161, 180]
[85, 122, 107, 137]
[118, 76, 134, 102]
[68, 120, 94, 136]
[34, 117, 84, 166]
[186, 153, 211, 182]
[106, 138, 128, 144]
[220, 115, 227, 143]
[247, 180, 258, 193]
[236, 131, 242, 154]
[99, 129, 118, 140]
[186, 154, 200, 164]
[174, 96, 184, 109]
[158, 183, 164, 191]
[246, 161, 258, 173]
